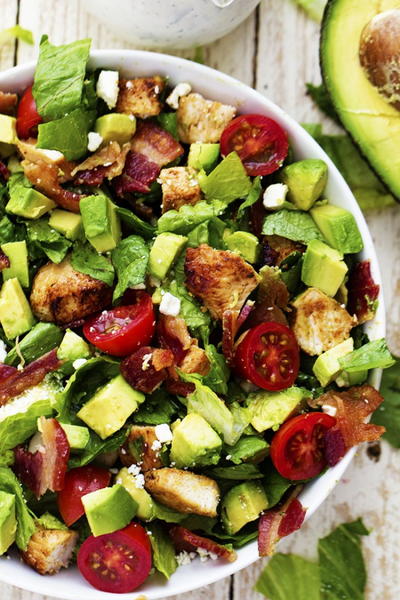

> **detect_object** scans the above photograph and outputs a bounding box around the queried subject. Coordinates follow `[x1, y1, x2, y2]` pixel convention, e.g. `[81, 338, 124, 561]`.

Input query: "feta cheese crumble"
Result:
[166, 82, 192, 110]
[72, 358, 87, 370]
[159, 292, 181, 316]
[322, 404, 337, 417]
[0, 340, 7, 363]
[155, 423, 173, 443]
[263, 183, 288, 209]
[151, 440, 162, 452]
[96, 70, 119, 109]
[176, 551, 197, 566]
[141, 353, 153, 371]
[87, 131, 103, 152]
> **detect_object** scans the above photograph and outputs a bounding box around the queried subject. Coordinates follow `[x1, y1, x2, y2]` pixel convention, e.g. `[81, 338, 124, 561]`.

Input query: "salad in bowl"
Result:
[0, 37, 392, 597]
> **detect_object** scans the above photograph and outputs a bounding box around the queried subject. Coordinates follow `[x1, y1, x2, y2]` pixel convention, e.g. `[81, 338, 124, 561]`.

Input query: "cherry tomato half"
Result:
[83, 292, 155, 357]
[16, 85, 42, 139]
[77, 522, 152, 593]
[57, 466, 111, 527]
[220, 114, 288, 176]
[270, 412, 337, 480]
[234, 322, 299, 391]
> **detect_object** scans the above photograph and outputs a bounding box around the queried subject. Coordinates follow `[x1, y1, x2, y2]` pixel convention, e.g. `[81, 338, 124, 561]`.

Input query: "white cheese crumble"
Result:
[96, 70, 119, 109]
[72, 358, 88, 370]
[176, 551, 197, 566]
[155, 423, 173, 443]
[159, 292, 181, 316]
[134, 473, 145, 489]
[151, 440, 162, 452]
[0, 340, 7, 363]
[127, 464, 141, 476]
[263, 183, 289, 209]
[166, 82, 192, 109]
[141, 353, 153, 371]
[126, 463, 145, 489]
[197, 547, 218, 562]
[322, 404, 337, 417]
[87, 131, 103, 153]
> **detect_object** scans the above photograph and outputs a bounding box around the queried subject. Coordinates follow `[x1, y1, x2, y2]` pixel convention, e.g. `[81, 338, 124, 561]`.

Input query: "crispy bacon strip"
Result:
[222, 301, 254, 365]
[0, 160, 10, 182]
[0, 349, 62, 407]
[113, 151, 160, 195]
[0, 91, 17, 114]
[258, 489, 305, 557]
[131, 120, 184, 167]
[121, 346, 175, 394]
[0, 364, 17, 382]
[347, 261, 380, 325]
[169, 526, 237, 562]
[0, 250, 10, 271]
[71, 141, 130, 186]
[22, 159, 82, 213]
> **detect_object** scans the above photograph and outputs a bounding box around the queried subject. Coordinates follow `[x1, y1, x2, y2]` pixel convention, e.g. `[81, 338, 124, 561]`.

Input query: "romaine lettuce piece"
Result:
[0, 25, 33, 46]
[26, 219, 71, 264]
[339, 338, 395, 373]
[116, 207, 155, 240]
[37, 107, 95, 160]
[262, 210, 324, 244]
[157, 200, 226, 235]
[147, 522, 178, 579]
[71, 241, 115, 286]
[0, 467, 36, 550]
[256, 554, 320, 600]
[111, 235, 149, 302]
[5, 322, 63, 366]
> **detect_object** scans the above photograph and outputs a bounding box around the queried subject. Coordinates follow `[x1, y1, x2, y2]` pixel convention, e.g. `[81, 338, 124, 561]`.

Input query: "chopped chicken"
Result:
[177, 92, 236, 143]
[144, 468, 220, 517]
[158, 166, 202, 213]
[179, 345, 210, 376]
[116, 76, 165, 119]
[17, 140, 65, 166]
[71, 141, 130, 179]
[120, 425, 164, 471]
[185, 244, 260, 319]
[22, 159, 81, 213]
[21, 526, 78, 575]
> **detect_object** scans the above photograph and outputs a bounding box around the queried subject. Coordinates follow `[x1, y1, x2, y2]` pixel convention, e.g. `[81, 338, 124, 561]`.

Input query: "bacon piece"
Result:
[71, 142, 121, 175]
[14, 417, 70, 498]
[0, 160, 10, 182]
[131, 120, 184, 167]
[0, 349, 62, 407]
[347, 260, 380, 325]
[222, 301, 255, 365]
[0, 91, 17, 114]
[0, 250, 10, 271]
[0, 364, 17, 382]
[22, 159, 82, 213]
[157, 315, 194, 364]
[258, 489, 305, 557]
[169, 526, 237, 562]
[165, 379, 195, 397]
[71, 141, 130, 185]
[121, 346, 175, 394]
[73, 166, 107, 186]
[113, 151, 160, 195]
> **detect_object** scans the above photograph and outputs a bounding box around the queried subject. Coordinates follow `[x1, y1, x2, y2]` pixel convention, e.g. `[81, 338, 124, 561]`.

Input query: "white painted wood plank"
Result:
[0, 1, 19, 70]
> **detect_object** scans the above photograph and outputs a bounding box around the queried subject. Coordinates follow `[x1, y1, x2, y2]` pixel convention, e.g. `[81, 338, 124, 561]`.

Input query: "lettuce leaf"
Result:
[132, 389, 180, 425]
[0, 25, 33, 46]
[226, 436, 269, 466]
[166, 279, 211, 343]
[157, 200, 226, 235]
[33, 36, 91, 120]
[203, 344, 229, 395]
[263, 466, 292, 507]
[0, 216, 16, 244]
[5, 322, 63, 367]
[69, 428, 128, 468]
[339, 339, 395, 373]
[256, 554, 320, 600]
[373, 360, 400, 448]
[0, 467, 36, 550]
[237, 176, 262, 218]
[262, 210, 324, 243]
[200, 152, 252, 205]
[37, 107, 95, 160]
[116, 207, 155, 240]
[111, 235, 149, 302]
[71, 241, 115, 286]
[208, 464, 263, 480]
[147, 522, 178, 579]
[26, 219, 71, 264]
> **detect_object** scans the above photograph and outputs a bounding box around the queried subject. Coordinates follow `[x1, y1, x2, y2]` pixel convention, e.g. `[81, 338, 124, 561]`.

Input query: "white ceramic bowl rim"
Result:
[0, 50, 385, 600]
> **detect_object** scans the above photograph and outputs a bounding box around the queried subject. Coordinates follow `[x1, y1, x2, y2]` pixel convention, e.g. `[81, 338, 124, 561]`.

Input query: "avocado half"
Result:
[321, 0, 400, 200]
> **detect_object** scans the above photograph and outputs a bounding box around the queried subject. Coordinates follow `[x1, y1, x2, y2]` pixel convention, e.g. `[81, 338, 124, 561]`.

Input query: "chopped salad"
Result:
[0, 36, 393, 594]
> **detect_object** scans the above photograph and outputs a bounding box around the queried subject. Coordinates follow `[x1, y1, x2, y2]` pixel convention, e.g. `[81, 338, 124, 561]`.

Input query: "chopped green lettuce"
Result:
[237, 176, 262, 218]
[203, 344, 229, 395]
[33, 36, 91, 120]
[132, 389, 179, 426]
[116, 207, 155, 240]
[166, 279, 211, 343]
[256, 554, 320, 600]
[26, 219, 71, 264]
[37, 107, 95, 160]
[147, 522, 178, 579]
[263, 467, 292, 507]
[227, 436, 269, 465]
[0, 467, 36, 550]
[373, 360, 400, 448]
[200, 152, 252, 205]
[157, 113, 179, 140]
[5, 322, 63, 366]
[68, 429, 128, 469]
[0, 25, 33, 46]
[339, 339, 395, 373]
[71, 241, 115, 286]
[111, 235, 149, 302]
[208, 464, 263, 480]
[262, 210, 324, 244]
[157, 200, 226, 235]
[0, 216, 15, 244]
[36, 512, 68, 531]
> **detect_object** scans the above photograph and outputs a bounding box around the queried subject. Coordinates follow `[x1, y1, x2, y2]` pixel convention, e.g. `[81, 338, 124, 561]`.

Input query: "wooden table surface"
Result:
[0, 1, 399, 599]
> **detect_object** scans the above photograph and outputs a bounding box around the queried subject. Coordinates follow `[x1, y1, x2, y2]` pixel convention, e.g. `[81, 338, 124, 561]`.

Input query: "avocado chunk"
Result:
[247, 387, 308, 433]
[301, 239, 348, 297]
[48, 209, 83, 241]
[312, 337, 354, 387]
[149, 232, 188, 280]
[281, 159, 328, 210]
[170, 413, 222, 468]
[59, 423, 90, 452]
[117, 467, 155, 521]
[321, 0, 400, 200]
[94, 113, 136, 145]
[311, 204, 363, 254]
[0, 115, 17, 152]
[77, 374, 144, 439]
[0, 278, 35, 339]
[225, 231, 260, 264]
[0, 491, 16, 555]
[188, 143, 220, 173]
[80, 195, 121, 253]
[82, 484, 138, 536]
[57, 329, 90, 362]
[221, 481, 268, 535]
[1, 241, 29, 287]
[6, 187, 56, 219]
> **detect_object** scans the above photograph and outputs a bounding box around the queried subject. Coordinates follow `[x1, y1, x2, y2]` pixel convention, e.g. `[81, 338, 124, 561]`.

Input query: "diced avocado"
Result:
[311, 204, 363, 254]
[226, 436, 269, 465]
[221, 481, 268, 535]
[247, 387, 308, 433]
[301, 239, 348, 297]
[335, 369, 368, 388]
[0, 115, 17, 146]
[77, 375, 144, 440]
[57, 329, 90, 362]
[225, 231, 260, 264]
[80, 195, 121, 253]
[312, 337, 354, 387]
[5, 322, 63, 366]
[281, 159, 328, 210]
[48, 209, 83, 241]
[170, 413, 222, 468]
[94, 113, 136, 145]
[0, 278, 35, 339]
[117, 467, 155, 521]
[59, 423, 90, 452]
[6, 187, 56, 219]
[0, 491, 16, 555]
[82, 484, 137, 537]
[1, 241, 29, 287]
[188, 143, 220, 173]
[149, 232, 188, 280]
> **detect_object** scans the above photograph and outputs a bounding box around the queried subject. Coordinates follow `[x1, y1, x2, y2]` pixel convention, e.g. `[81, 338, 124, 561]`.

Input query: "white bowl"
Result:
[0, 51, 385, 600]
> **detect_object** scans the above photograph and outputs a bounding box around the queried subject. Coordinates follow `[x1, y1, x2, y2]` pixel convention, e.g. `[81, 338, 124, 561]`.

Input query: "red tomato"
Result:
[220, 114, 288, 176]
[83, 292, 155, 357]
[270, 412, 337, 480]
[57, 466, 111, 526]
[234, 322, 299, 391]
[77, 522, 152, 593]
[16, 85, 42, 139]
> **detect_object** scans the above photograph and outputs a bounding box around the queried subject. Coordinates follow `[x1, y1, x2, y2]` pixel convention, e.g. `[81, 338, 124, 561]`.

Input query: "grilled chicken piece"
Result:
[21, 526, 78, 575]
[144, 468, 220, 517]
[179, 345, 210, 376]
[159, 166, 202, 213]
[120, 425, 164, 471]
[185, 244, 260, 320]
[17, 140, 65, 166]
[291, 287, 356, 356]
[177, 92, 236, 143]
[71, 141, 130, 179]
[22, 159, 81, 213]
[30, 258, 112, 326]
[116, 76, 165, 119]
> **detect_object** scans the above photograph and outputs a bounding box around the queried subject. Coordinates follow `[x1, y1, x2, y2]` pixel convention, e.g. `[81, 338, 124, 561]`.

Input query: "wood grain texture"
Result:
[0, 0, 399, 599]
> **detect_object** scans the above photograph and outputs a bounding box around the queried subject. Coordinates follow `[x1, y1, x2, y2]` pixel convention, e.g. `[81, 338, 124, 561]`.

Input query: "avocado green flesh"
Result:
[321, 0, 400, 199]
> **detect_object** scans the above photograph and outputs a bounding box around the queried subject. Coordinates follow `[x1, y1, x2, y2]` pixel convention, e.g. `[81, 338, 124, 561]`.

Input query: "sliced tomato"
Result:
[220, 114, 288, 176]
[83, 292, 155, 357]
[270, 412, 337, 481]
[16, 85, 42, 139]
[57, 466, 111, 527]
[234, 322, 299, 391]
[77, 522, 152, 593]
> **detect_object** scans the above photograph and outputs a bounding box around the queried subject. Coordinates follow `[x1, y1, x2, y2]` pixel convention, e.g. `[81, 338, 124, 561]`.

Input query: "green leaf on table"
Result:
[147, 522, 178, 579]
[200, 152, 252, 205]
[0, 467, 36, 550]
[0, 25, 33, 46]
[262, 210, 324, 244]
[26, 219, 71, 263]
[111, 235, 149, 302]
[306, 83, 339, 122]
[71, 241, 115, 286]
[374, 360, 400, 448]
[256, 553, 320, 600]
[293, 0, 326, 21]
